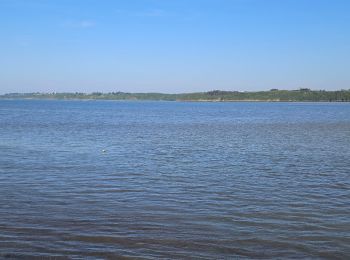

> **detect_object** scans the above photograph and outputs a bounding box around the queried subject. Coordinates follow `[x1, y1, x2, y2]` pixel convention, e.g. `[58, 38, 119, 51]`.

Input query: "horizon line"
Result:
[2, 88, 350, 95]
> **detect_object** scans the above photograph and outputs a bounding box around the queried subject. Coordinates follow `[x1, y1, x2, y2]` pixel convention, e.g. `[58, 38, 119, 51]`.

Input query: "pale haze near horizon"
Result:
[0, 0, 349, 94]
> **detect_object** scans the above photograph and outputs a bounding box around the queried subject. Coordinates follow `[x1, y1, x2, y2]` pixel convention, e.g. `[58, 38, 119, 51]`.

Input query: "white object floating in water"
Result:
[102, 149, 107, 153]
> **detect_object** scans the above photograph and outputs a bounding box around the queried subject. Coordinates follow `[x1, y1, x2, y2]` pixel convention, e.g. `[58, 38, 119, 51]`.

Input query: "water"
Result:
[0, 100, 349, 259]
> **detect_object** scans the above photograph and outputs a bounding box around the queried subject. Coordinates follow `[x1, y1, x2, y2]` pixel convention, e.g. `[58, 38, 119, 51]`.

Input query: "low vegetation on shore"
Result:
[1, 89, 350, 102]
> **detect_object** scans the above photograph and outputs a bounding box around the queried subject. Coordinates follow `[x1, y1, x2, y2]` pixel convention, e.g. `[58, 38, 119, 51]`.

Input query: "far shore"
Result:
[1, 89, 350, 102]
[1, 98, 349, 103]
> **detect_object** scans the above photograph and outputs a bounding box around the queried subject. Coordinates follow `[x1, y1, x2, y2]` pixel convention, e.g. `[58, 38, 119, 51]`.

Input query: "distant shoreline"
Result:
[1, 89, 350, 102]
[1, 98, 349, 103]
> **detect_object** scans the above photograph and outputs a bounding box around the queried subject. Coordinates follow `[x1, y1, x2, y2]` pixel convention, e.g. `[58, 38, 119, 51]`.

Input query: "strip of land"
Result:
[1, 89, 350, 102]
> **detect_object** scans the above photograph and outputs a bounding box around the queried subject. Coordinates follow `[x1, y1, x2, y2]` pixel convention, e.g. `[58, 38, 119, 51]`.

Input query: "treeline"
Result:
[1, 89, 350, 102]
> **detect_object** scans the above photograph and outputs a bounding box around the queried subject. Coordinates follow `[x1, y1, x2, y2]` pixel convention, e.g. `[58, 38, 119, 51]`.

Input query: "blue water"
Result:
[0, 100, 349, 259]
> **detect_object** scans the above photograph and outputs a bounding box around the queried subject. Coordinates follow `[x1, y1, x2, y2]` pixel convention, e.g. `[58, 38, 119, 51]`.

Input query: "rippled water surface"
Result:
[0, 100, 349, 259]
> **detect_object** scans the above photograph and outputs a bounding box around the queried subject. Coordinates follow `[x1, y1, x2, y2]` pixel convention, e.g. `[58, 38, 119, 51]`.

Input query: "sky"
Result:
[0, 0, 349, 94]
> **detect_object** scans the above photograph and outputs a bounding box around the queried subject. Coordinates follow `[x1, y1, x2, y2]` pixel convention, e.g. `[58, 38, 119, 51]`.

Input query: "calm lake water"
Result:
[0, 100, 349, 259]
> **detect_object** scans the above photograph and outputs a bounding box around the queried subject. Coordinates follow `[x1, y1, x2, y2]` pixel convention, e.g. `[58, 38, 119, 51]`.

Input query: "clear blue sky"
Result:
[0, 0, 349, 93]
